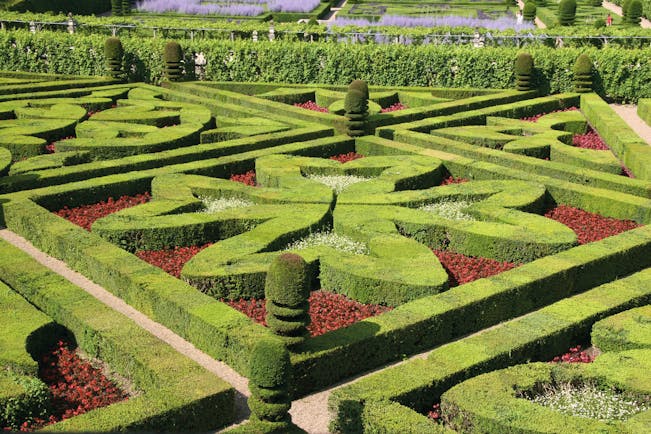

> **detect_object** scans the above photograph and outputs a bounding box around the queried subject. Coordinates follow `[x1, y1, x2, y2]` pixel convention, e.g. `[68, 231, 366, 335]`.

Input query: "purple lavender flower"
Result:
[267, 0, 320, 13]
[136, 0, 264, 16]
[334, 14, 535, 31]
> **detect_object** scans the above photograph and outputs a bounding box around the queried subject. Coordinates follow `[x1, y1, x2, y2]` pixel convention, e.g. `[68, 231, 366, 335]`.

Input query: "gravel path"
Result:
[609, 104, 651, 146]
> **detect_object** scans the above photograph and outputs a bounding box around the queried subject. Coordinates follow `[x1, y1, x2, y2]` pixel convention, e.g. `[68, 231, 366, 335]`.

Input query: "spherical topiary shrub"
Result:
[573, 54, 593, 93]
[265, 253, 311, 349]
[104, 37, 124, 80]
[594, 18, 606, 28]
[247, 338, 292, 428]
[558, 0, 577, 26]
[163, 41, 184, 82]
[523, 2, 537, 22]
[111, 0, 122, 16]
[514, 52, 534, 91]
[348, 79, 370, 101]
[626, 0, 643, 26]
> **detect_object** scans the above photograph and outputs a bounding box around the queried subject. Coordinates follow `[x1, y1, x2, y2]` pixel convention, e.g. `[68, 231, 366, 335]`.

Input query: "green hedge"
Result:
[328, 267, 651, 433]
[292, 224, 651, 396]
[581, 93, 651, 180]
[0, 31, 650, 101]
[0, 281, 53, 374]
[638, 98, 651, 126]
[0, 238, 236, 431]
[591, 305, 651, 352]
[0, 370, 51, 431]
[441, 350, 651, 433]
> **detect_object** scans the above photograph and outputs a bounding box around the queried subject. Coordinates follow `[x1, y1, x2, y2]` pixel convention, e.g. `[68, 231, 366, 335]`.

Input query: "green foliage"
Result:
[264, 253, 311, 348]
[573, 54, 592, 93]
[591, 0, 603, 5]
[591, 305, 651, 352]
[626, 0, 644, 25]
[534, 0, 546, 5]
[348, 79, 369, 101]
[558, 0, 577, 25]
[248, 339, 291, 424]
[164, 40, 183, 81]
[104, 37, 124, 79]
[514, 51, 534, 91]
[8, 0, 110, 15]
[0, 238, 236, 431]
[0, 371, 51, 431]
[121, 0, 130, 15]
[523, 2, 537, 21]
[111, 0, 121, 16]
[594, 18, 606, 28]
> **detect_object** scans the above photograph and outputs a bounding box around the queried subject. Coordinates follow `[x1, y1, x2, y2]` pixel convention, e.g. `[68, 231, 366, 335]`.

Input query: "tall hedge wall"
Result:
[0, 30, 649, 102]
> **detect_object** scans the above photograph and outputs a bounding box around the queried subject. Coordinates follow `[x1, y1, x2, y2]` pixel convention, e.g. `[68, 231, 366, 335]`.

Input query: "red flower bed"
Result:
[440, 176, 469, 185]
[6, 341, 129, 431]
[572, 130, 609, 150]
[293, 101, 328, 113]
[622, 165, 635, 178]
[230, 170, 256, 186]
[329, 152, 364, 163]
[544, 205, 640, 244]
[381, 102, 408, 113]
[427, 403, 442, 422]
[136, 243, 213, 278]
[520, 107, 578, 122]
[550, 344, 595, 364]
[55, 193, 151, 231]
[226, 290, 392, 337]
[433, 249, 519, 287]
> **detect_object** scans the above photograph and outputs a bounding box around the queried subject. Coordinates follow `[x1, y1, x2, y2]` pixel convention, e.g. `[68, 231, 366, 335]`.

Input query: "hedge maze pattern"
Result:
[0, 72, 650, 432]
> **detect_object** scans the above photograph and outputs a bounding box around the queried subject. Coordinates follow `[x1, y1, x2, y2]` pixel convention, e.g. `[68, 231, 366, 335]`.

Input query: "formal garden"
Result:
[0, 0, 650, 433]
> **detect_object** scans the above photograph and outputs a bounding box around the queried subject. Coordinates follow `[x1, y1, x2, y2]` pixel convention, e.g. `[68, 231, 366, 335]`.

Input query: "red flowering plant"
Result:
[293, 101, 328, 113]
[544, 205, 640, 244]
[55, 193, 151, 231]
[329, 152, 364, 163]
[4, 341, 129, 431]
[225, 290, 392, 337]
[136, 243, 213, 278]
[229, 170, 256, 186]
[520, 107, 578, 122]
[381, 102, 408, 113]
[550, 344, 595, 364]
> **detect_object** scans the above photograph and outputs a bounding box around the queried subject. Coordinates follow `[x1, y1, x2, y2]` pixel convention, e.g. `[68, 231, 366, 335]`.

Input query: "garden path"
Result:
[610, 103, 651, 145]
[603, 1, 651, 28]
[319, 0, 347, 23]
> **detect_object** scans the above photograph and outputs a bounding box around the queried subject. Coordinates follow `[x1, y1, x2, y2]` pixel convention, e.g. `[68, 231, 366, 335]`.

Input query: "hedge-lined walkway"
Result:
[610, 103, 651, 146]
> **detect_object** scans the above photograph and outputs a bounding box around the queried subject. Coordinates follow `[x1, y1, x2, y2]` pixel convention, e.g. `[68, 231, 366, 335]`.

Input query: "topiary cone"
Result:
[247, 338, 292, 426]
[523, 2, 537, 22]
[558, 0, 577, 26]
[573, 54, 593, 93]
[348, 79, 369, 101]
[163, 41, 184, 81]
[104, 37, 124, 80]
[265, 253, 311, 348]
[514, 52, 534, 91]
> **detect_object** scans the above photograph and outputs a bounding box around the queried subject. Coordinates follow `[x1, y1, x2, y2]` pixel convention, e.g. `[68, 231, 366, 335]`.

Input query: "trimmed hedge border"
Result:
[0, 238, 236, 432]
[591, 305, 651, 352]
[639, 98, 651, 126]
[581, 93, 651, 181]
[328, 267, 651, 433]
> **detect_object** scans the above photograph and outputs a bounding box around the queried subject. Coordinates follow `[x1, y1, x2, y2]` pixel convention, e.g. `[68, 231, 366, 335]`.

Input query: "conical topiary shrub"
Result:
[164, 41, 183, 82]
[265, 253, 311, 349]
[523, 2, 537, 22]
[111, 0, 122, 16]
[104, 37, 124, 80]
[247, 339, 293, 430]
[558, 0, 577, 26]
[625, 0, 643, 26]
[573, 54, 593, 93]
[344, 80, 370, 137]
[514, 52, 534, 91]
[534, 0, 546, 6]
[122, 0, 131, 15]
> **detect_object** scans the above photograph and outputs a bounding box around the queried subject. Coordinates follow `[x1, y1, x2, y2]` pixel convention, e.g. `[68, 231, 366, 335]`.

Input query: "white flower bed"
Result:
[285, 231, 368, 255]
[419, 200, 475, 221]
[306, 174, 370, 194]
[200, 196, 252, 213]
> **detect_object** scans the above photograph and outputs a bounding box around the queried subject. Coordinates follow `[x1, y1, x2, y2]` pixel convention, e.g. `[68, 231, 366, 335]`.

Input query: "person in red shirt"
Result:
[606, 13, 613, 26]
